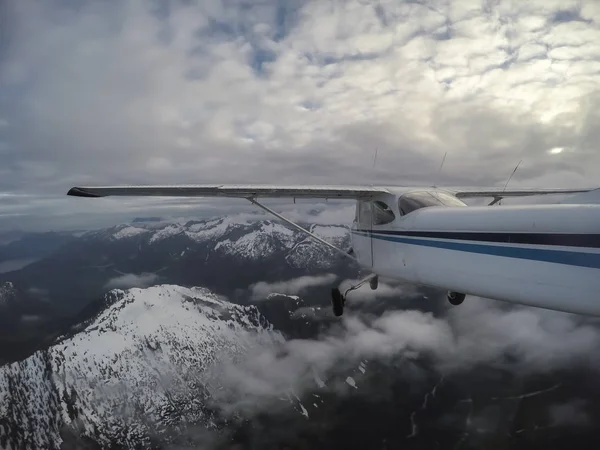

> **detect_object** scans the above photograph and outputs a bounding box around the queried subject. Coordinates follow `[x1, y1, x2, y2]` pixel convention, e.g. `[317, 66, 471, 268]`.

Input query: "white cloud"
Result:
[26, 287, 48, 297]
[104, 273, 160, 290]
[206, 295, 600, 414]
[2, 0, 600, 231]
[443, 297, 600, 374]
[282, 203, 355, 226]
[249, 273, 338, 300]
[20, 314, 42, 324]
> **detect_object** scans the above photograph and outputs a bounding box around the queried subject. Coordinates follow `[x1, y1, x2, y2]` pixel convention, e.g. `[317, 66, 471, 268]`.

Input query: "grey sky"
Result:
[1, 0, 600, 231]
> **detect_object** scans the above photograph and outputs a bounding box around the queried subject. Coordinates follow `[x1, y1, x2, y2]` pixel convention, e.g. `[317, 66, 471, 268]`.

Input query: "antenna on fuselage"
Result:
[503, 159, 522, 192]
[433, 151, 447, 188]
[493, 159, 522, 206]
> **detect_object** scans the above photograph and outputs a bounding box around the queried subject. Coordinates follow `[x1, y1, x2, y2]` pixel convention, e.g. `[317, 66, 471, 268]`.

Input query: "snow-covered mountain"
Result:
[87, 215, 350, 266]
[0, 216, 355, 314]
[0, 285, 282, 449]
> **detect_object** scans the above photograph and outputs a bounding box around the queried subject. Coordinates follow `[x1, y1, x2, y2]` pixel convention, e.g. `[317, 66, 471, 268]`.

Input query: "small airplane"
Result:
[67, 184, 600, 317]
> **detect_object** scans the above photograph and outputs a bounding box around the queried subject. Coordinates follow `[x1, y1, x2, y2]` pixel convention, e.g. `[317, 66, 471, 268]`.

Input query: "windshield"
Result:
[435, 191, 468, 207]
[399, 191, 466, 215]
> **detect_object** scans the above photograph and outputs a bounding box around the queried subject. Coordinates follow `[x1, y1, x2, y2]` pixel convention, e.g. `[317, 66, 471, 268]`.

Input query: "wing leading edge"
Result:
[67, 185, 597, 201]
[67, 184, 390, 199]
[454, 188, 595, 199]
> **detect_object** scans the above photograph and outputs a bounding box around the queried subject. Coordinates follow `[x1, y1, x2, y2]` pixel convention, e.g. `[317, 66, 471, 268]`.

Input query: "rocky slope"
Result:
[0, 285, 281, 449]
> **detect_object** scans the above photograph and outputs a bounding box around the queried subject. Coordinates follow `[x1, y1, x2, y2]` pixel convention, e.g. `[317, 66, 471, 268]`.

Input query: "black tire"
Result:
[369, 276, 378, 290]
[447, 291, 466, 306]
[331, 288, 345, 316]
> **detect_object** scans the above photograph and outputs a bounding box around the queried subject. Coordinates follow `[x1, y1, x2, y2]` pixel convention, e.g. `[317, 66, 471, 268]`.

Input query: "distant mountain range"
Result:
[0, 216, 355, 314]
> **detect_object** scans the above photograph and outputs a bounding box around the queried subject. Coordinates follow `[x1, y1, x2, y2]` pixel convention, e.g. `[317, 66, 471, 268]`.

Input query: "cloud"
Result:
[281, 203, 356, 226]
[205, 295, 600, 415]
[0, 257, 38, 274]
[26, 287, 48, 297]
[104, 273, 160, 290]
[549, 399, 591, 427]
[26, 286, 50, 302]
[444, 297, 600, 374]
[1, 0, 600, 231]
[249, 273, 337, 300]
[20, 314, 42, 324]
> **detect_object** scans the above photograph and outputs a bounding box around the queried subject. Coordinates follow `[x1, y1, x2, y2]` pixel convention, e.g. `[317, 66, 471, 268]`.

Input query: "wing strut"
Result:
[246, 198, 356, 261]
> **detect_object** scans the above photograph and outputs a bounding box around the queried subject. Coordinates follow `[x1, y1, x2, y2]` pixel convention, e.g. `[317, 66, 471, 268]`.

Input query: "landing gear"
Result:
[331, 275, 378, 316]
[331, 288, 345, 316]
[369, 276, 378, 290]
[447, 291, 466, 306]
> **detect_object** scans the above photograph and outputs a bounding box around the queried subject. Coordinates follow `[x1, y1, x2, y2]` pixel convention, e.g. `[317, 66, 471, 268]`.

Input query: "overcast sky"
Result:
[1, 0, 599, 231]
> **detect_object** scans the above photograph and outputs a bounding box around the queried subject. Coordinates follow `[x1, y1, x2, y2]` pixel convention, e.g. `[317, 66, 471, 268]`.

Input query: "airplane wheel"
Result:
[331, 288, 345, 316]
[369, 276, 378, 291]
[447, 291, 465, 306]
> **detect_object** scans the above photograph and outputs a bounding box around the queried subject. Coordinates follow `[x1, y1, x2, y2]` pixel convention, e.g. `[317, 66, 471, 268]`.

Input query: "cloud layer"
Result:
[249, 273, 338, 300]
[104, 272, 160, 290]
[207, 295, 600, 415]
[1, 0, 600, 230]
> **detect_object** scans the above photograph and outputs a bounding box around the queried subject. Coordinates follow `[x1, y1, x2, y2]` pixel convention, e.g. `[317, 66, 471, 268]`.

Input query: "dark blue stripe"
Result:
[353, 228, 600, 248]
[352, 231, 600, 269]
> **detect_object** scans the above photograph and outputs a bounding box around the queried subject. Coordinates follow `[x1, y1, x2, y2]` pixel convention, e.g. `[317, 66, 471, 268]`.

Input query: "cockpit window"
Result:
[398, 191, 466, 215]
[372, 201, 395, 225]
[356, 200, 396, 226]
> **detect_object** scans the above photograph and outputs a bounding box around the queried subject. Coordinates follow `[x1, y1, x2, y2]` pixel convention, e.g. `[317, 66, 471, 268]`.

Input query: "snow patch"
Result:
[313, 371, 326, 388]
[215, 225, 289, 259]
[112, 226, 149, 240]
[149, 225, 183, 243]
[185, 217, 240, 242]
[299, 402, 309, 418]
[345, 376, 357, 389]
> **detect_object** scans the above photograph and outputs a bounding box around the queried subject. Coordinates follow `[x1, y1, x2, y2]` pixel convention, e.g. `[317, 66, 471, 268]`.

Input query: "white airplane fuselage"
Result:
[351, 189, 600, 316]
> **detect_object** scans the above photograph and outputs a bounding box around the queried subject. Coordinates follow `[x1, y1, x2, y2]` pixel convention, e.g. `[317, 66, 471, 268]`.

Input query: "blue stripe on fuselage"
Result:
[351, 230, 600, 269]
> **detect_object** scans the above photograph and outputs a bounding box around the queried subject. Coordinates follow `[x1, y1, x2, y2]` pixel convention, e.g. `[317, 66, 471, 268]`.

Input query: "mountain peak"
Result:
[0, 284, 280, 448]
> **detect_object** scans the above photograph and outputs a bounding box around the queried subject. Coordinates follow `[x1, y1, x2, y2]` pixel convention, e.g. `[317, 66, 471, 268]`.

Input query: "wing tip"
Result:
[67, 187, 103, 198]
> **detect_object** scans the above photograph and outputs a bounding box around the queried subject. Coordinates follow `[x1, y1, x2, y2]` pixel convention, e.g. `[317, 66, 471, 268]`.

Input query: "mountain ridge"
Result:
[0, 284, 282, 449]
[0, 216, 354, 316]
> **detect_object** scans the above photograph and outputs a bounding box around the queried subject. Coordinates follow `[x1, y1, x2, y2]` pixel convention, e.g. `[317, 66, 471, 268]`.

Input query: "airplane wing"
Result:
[67, 184, 390, 199]
[453, 188, 596, 199]
[67, 185, 597, 200]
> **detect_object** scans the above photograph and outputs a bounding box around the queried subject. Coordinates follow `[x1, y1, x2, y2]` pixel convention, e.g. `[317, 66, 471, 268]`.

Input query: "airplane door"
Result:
[354, 200, 374, 267]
